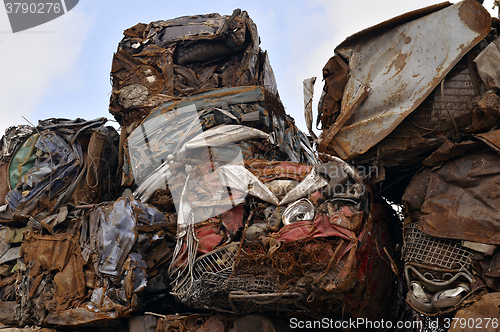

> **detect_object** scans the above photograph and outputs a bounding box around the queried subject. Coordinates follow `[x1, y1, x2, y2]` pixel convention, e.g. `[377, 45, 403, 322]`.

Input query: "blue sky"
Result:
[0, 0, 498, 136]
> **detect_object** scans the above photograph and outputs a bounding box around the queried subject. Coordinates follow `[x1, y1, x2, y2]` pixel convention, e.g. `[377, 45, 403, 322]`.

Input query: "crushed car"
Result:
[5, 0, 500, 330]
[0, 7, 403, 332]
[314, 0, 500, 326]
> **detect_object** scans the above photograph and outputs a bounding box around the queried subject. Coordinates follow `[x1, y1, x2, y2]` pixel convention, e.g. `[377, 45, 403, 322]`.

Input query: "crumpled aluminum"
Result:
[99, 198, 137, 276]
[282, 199, 315, 226]
[5, 130, 83, 215]
[214, 164, 329, 208]
[98, 197, 167, 276]
[177, 125, 270, 160]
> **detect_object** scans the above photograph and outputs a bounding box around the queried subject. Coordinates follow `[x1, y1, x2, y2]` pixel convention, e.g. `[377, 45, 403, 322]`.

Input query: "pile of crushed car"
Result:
[1, 1, 500, 331]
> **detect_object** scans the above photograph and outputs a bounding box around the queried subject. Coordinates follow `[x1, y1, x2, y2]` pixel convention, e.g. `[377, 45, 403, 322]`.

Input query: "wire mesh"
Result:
[174, 237, 346, 313]
[175, 242, 239, 302]
[402, 223, 473, 270]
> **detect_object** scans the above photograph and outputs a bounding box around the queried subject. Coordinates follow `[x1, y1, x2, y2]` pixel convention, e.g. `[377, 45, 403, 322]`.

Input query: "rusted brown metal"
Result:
[325, 0, 491, 160]
[476, 128, 500, 152]
[0, 300, 17, 325]
[318, 85, 370, 153]
[44, 307, 124, 326]
[22, 233, 87, 311]
[317, 55, 350, 131]
[109, 10, 278, 128]
[403, 151, 500, 245]
[449, 293, 500, 332]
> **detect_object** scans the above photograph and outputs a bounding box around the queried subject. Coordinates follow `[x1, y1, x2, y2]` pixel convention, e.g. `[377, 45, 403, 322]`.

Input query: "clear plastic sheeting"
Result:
[197, 164, 330, 209]
[216, 164, 279, 206]
[129, 102, 250, 228]
[172, 161, 248, 230]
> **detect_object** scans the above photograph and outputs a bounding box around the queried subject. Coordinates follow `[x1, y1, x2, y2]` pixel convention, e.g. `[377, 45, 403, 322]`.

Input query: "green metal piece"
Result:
[8, 133, 39, 190]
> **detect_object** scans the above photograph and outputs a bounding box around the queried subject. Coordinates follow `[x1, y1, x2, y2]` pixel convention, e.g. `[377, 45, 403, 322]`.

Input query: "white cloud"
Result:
[0, 6, 92, 136]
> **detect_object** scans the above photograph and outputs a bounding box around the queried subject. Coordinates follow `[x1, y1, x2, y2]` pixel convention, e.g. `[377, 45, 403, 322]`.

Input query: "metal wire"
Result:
[174, 241, 239, 301]
[173, 241, 304, 313]
[173, 237, 345, 314]
[402, 223, 473, 270]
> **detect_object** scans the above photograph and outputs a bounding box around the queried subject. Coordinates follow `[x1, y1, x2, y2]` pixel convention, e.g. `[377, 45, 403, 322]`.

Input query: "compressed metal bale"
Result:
[109, 9, 278, 127]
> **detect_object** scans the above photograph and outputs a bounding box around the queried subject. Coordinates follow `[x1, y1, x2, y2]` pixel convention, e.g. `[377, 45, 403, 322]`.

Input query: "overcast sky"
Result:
[0, 0, 498, 136]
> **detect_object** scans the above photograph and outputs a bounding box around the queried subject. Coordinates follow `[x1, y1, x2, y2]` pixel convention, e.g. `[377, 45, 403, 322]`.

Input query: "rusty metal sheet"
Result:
[317, 56, 347, 132]
[44, 306, 120, 326]
[53, 252, 87, 311]
[303, 77, 317, 140]
[22, 233, 87, 311]
[109, 10, 278, 128]
[449, 293, 500, 332]
[422, 141, 479, 167]
[476, 128, 500, 153]
[356, 57, 483, 167]
[474, 36, 500, 90]
[335, 2, 452, 58]
[404, 151, 500, 245]
[327, 0, 490, 159]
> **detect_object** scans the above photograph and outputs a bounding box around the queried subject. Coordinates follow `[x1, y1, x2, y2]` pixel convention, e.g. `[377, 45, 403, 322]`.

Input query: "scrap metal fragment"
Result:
[327, 0, 490, 159]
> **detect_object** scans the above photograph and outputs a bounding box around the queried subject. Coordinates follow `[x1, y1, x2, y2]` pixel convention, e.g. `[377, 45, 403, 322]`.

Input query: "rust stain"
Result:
[458, 0, 491, 34]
